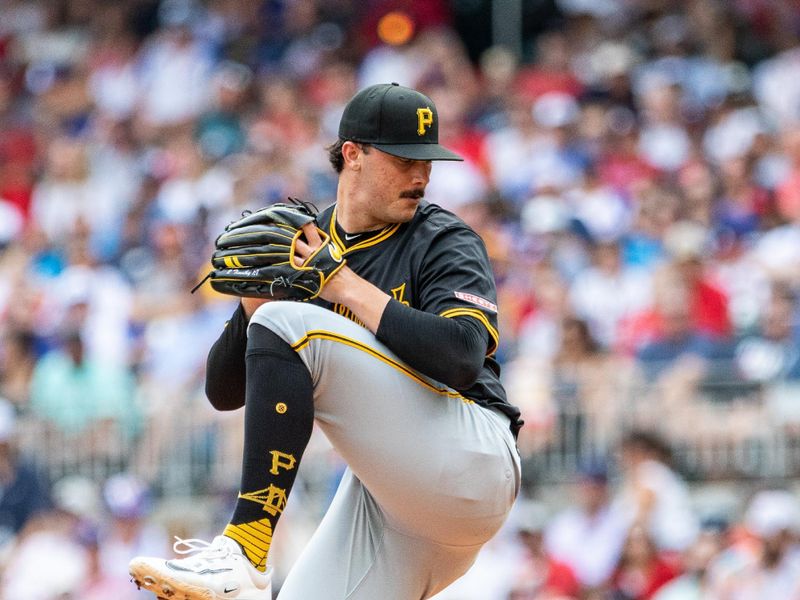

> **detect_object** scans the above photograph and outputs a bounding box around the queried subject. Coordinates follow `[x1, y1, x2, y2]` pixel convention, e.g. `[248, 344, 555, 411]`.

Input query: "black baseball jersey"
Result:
[312, 200, 522, 433]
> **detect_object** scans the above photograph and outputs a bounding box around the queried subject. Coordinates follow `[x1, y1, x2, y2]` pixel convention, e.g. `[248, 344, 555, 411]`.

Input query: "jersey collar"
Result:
[328, 205, 402, 256]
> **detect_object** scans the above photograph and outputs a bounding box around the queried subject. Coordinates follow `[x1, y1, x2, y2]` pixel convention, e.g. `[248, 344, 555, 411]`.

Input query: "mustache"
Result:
[400, 188, 425, 199]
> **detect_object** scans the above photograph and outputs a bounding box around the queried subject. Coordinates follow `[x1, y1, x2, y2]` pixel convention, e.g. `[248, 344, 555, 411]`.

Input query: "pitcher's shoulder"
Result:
[414, 201, 474, 234]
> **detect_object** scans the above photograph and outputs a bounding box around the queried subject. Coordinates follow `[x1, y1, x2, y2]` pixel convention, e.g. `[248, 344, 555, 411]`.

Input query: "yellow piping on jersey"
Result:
[328, 206, 401, 256]
[292, 330, 467, 400]
[440, 307, 500, 355]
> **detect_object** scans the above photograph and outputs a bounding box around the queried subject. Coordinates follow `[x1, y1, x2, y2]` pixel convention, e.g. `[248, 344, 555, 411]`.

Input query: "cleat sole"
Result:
[129, 559, 216, 600]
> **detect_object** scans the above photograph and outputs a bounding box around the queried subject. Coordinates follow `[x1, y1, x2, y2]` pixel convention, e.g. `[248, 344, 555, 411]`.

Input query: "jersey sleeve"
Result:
[205, 303, 248, 411]
[417, 226, 500, 355]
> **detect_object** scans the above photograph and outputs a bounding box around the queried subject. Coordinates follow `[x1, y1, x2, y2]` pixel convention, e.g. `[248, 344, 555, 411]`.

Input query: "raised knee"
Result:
[250, 301, 334, 345]
[249, 301, 302, 343]
[251, 300, 289, 322]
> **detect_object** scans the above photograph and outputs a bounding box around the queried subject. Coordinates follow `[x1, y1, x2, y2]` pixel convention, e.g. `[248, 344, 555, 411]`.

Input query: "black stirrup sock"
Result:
[223, 323, 314, 572]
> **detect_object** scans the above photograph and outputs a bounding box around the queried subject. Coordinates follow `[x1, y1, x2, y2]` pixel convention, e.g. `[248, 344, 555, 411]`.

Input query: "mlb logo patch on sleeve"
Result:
[454, 291, 498, 312]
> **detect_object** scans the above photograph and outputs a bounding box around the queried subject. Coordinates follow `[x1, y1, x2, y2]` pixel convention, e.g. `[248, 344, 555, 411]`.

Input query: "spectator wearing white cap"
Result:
[710, 489, 800, 599]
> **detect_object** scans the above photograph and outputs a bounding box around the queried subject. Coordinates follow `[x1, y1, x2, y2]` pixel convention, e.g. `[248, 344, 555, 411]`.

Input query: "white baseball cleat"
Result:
[129, 535, 272, 600]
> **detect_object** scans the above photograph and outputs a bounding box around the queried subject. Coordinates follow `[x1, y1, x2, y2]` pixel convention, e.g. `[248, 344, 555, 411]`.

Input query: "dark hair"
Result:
[326, 139, 371, 173]
[8, 329, 36, 353]
[620, 429, 672, 464]
[562, 316, 600, 353]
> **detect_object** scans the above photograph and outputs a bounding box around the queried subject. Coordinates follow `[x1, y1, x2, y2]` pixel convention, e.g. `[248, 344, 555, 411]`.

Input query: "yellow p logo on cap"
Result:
[417, 107, 433, 136]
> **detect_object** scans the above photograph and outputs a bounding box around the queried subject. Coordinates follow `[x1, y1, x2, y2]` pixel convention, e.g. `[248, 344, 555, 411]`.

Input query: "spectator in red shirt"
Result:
[775, 125, 800, 222]
[662, 221, 731, 338]
[609, 525, 681, 600]
[512, 31, 584, 102]
[620, 220, 733, 357]
[509, 500, 581, 600]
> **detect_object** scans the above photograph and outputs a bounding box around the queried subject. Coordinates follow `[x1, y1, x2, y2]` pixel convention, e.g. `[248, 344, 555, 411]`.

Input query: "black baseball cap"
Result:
[338, 82, 463, 161]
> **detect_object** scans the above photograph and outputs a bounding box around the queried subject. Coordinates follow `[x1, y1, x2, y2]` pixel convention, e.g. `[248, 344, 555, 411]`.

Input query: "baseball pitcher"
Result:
[130, 82, 523, 600]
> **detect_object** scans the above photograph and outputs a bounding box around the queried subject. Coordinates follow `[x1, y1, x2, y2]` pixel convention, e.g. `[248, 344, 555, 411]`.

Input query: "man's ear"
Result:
[342, 141, 362, 171]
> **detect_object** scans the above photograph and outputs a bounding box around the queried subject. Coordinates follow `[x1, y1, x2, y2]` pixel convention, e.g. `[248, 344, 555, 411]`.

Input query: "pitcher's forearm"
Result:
[320, 266, 391, 333]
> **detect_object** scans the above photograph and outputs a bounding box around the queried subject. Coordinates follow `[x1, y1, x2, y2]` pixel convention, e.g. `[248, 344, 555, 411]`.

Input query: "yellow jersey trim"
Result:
[328, 206, 401, 256]
[291, 330, 467, 400]
[440, 307, 499, 355]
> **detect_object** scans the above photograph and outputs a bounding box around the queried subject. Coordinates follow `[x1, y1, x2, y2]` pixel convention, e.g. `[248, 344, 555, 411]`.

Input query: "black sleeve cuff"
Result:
[376, 299, 488, 390]
[205, 302, 249, 410]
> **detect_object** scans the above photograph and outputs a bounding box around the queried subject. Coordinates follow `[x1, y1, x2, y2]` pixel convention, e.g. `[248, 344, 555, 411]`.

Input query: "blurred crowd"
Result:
[3, 0, 800, 597]
[439, 429, 800, 600]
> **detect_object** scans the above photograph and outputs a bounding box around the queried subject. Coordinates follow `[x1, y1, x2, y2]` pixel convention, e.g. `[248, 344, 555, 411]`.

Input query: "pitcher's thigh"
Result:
[276, 470, 483, 600]
[251, 302, 518, 543]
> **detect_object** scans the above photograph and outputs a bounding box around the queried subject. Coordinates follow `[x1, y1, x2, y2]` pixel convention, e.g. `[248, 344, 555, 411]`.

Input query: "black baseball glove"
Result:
[196, 198, 346, 301]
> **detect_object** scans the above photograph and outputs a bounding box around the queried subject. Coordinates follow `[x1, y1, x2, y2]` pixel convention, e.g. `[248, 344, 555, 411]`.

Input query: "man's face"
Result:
[356, 145, 432, 225]
[579, 478, 608, 512]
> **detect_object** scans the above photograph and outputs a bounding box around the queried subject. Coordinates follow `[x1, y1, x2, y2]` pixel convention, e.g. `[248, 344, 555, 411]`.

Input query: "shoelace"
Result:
[172, 537, 231, 561]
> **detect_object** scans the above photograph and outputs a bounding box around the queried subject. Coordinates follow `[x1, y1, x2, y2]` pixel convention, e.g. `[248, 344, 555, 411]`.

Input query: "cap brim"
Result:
[373, 143, 463, 161]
